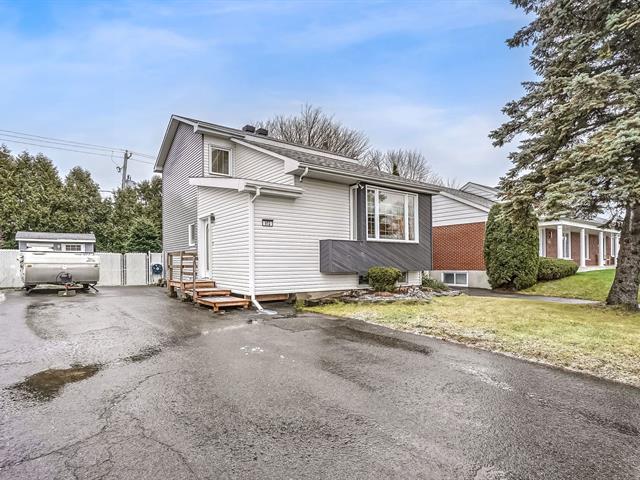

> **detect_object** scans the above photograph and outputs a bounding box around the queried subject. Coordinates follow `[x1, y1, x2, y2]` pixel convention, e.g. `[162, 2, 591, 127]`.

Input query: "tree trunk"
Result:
[606, 204, 640, 309]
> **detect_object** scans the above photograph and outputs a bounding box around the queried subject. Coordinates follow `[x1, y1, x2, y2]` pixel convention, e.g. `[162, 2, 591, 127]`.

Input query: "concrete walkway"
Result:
[461, 288, 600, 305]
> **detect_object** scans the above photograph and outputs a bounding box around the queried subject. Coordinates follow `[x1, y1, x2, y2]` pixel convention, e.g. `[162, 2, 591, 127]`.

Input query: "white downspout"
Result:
[299, 166, 309, 182]
[249, 187, 263, 311]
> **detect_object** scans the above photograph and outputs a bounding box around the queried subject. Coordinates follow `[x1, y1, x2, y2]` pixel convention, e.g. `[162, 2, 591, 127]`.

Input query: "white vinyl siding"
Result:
[197, 187, 251, 295]
[233, 145, 294, 185]
[253, 178, 359, 294]
[432, 194, 488, 227]
[163, 123, 202, 253]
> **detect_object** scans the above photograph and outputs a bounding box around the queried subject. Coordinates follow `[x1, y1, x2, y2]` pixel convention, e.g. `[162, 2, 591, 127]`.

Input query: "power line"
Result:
[0, 137, 155, 165]
[0, 128, 156, 160]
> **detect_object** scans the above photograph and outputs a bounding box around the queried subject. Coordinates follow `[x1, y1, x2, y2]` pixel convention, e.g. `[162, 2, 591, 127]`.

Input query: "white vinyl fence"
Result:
[0, 250, 164, 288]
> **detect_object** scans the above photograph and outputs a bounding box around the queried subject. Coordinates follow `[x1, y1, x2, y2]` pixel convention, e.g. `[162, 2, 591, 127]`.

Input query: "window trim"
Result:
[188, 223, 196, 247]
[208, 144, 232, 176]
[562, 232, 571, 259]
[365, 186, 419, 243]
[349, 185, 358, 240]
[63, 243, 82, 252]
[442, 271, 468, 287]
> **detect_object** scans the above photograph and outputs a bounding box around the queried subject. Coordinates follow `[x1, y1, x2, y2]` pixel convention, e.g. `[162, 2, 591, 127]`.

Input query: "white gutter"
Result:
[248, 188, 263, 311]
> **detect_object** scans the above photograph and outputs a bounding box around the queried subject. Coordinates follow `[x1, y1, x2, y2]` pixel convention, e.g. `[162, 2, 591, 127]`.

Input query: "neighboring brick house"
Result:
[428, 182, 620, 289]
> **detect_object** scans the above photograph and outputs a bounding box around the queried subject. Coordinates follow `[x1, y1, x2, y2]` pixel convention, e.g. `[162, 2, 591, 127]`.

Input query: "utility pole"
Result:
[121, 150, 132, 189]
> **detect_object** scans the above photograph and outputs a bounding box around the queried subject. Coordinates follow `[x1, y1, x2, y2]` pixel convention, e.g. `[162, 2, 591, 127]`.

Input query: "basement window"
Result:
[210, 147, 231, 175]
[442, 272, 468, 287]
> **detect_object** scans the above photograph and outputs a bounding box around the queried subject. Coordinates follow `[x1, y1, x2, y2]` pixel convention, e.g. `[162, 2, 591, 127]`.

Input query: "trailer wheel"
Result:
[82, 284, 90, 292]
[25, 286, 35, 295]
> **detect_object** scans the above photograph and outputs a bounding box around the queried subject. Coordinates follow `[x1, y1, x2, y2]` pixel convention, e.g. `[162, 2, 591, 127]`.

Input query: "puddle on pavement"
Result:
[10, 364, 102, 401]
[326, 326, 432, 355]
[123, 346, 162, 363]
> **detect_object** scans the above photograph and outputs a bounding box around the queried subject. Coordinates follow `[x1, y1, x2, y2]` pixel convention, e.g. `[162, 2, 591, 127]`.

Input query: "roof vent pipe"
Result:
[242, 124, 256, 133]
[255, 127, 268, 136]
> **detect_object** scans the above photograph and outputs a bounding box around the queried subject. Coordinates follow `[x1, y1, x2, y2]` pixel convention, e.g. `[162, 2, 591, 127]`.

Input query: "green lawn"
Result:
[305, 296, 640, 387]
[522, 269, 631, 302]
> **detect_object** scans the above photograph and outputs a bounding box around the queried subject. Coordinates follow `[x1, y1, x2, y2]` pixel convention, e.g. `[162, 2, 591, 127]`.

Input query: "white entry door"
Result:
[198, 216, 212, 278]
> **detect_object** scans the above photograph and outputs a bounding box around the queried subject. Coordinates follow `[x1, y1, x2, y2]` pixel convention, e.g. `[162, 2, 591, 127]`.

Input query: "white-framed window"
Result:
[349, 185, 358, 240]
[562, 233, 570, 259]
[209, 146, 231, 176]
[442, 272, 468, 287]
[188, 223, 196, 246]
[64, 244, 82, 252]
[398, 271, 408, 283]
[366, 186, 418, 242]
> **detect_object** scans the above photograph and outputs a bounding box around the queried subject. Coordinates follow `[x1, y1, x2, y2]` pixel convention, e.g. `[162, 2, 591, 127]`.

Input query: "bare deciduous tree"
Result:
[257, 104, 370, 159]
[362, 148, 442, 184]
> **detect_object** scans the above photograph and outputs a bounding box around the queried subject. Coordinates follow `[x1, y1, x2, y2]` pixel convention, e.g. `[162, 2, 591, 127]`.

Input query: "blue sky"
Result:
[0, 0, 532, 191]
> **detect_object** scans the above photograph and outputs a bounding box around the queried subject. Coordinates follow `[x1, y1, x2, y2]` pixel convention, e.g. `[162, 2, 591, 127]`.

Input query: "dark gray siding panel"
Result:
[162, 123, 202, 253]
[320, 191, 432, 273]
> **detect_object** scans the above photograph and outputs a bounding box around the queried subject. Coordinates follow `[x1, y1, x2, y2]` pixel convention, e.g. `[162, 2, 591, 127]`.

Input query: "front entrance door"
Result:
[199, 216, 212, 277]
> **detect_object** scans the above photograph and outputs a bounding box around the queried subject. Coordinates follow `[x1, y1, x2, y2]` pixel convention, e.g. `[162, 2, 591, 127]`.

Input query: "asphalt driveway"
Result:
[0, 287, 638, 479]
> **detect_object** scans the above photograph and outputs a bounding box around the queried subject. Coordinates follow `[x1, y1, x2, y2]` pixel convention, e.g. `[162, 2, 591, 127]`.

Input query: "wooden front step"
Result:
[196, 296, 251, 312]
[184, 287, 232, 297]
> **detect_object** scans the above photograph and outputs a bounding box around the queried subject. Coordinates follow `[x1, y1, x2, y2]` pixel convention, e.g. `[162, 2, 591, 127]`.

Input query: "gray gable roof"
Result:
[156, 115, 441, 194]
[461, 181, 499, 193]
[176, 115, 362, 161]
[243, 140, 442, 193]
[15, 231, 96, 242]
[438, 186, 496, 209]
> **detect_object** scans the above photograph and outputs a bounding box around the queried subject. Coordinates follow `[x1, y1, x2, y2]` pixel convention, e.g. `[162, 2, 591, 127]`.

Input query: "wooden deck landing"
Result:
[166, 251, 251, 313]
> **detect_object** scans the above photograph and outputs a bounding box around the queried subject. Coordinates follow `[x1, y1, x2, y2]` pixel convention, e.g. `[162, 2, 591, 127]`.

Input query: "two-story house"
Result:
[154, 115, 440, 308]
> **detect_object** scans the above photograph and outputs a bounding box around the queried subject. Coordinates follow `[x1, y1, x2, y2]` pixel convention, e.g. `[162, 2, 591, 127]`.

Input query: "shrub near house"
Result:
[483, 204, 539, 290]
[537, 257, 579, 281]
[368, 267, 402, 292]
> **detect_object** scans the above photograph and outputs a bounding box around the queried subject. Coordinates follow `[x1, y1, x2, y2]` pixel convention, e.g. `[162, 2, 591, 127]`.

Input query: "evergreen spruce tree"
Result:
[55, 167, 103, 234]
[491, 1, 640, 308]
[484, 204, 539, 290]
[106, 186, 143, 253]
[125, 217, 161, 253]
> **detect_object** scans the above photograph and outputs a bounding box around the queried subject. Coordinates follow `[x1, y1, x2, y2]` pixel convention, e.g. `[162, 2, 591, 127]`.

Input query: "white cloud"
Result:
[314, 95, 513, 186]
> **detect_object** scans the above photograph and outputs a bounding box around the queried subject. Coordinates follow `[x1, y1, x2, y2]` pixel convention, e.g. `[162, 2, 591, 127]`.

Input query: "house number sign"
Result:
[262, 219, 274, 227]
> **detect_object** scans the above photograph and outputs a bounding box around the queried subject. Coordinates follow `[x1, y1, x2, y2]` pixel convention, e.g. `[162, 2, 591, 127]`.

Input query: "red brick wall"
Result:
[588, 234, 598, 266]
[570, 232, 580, 263]
[433, 222, 486, 271]
[545, 229, 557, 258]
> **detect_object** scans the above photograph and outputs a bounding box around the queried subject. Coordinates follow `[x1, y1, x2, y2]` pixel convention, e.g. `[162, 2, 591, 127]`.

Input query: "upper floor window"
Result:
[210, 147, 231, 176]
[366, 187, 418, 242]
[64, 244, 82, 252]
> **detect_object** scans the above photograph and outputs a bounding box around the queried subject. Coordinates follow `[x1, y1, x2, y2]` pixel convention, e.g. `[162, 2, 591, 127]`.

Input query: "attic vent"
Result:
[242, 124, 256, 133]
[255, 127, 268, 136]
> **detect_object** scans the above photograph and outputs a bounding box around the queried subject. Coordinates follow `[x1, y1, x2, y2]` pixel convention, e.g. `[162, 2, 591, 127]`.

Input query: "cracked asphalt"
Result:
[0, 287, 639, 479]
